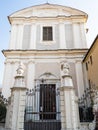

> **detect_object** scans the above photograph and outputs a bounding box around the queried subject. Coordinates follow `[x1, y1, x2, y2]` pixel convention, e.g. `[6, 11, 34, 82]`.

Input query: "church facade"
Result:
[2, 3, 88, 98]
[2, 3, 91, 130]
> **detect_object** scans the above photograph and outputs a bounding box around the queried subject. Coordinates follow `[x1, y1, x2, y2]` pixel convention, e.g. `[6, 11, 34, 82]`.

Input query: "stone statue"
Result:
[14, 62, 25, 87]
[16, 62, 25, 76]
[61, 62, 70, 76]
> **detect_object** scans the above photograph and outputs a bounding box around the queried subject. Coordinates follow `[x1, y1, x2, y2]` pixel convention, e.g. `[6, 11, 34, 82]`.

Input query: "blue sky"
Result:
[0, 0, 98, 84]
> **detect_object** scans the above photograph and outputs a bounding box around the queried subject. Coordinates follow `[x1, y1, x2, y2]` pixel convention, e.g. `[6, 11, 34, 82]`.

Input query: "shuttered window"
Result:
[43, 27, 53, 41]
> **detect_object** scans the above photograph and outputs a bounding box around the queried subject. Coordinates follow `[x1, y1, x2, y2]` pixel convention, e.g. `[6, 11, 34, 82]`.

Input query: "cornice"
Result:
[2, 49, 88, 58]
[9, 3, 88, 21]
[9, 15, 87, 25]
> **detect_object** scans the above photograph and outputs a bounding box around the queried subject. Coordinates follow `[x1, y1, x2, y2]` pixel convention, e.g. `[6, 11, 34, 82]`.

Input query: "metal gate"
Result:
[24, 84, 61, 130]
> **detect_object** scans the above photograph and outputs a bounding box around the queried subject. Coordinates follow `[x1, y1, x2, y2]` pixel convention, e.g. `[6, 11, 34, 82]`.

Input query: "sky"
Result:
[0, 0, 98, 85]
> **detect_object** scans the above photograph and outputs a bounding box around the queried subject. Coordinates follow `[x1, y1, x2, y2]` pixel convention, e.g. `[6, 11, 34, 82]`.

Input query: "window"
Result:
[86, 62, 88, 71]
[90, 56, 93, 65]
[88, 80, 91, 89]
[43, 27, 53, 41]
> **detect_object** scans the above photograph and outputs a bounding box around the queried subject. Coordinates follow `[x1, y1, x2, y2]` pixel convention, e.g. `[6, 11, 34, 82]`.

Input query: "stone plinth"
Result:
[5, 64, 27, 130]
[60, 62, 80, 130]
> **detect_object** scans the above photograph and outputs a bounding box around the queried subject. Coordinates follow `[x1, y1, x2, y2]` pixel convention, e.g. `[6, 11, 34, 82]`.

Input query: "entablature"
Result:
[2, 49, 88, 58]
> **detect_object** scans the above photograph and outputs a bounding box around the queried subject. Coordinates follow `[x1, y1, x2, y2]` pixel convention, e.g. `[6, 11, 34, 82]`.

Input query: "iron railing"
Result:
[24, 84, 61, 130]
[78, 87, 97, 122]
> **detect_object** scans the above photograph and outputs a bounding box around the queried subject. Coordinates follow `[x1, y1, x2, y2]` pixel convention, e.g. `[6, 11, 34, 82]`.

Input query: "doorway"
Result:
[40, 84, 56, 120]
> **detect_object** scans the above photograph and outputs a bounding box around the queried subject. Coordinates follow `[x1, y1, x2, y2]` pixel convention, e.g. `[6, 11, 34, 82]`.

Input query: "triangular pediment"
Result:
[9, 3, 87, 19]
[38, 72, 58, 80]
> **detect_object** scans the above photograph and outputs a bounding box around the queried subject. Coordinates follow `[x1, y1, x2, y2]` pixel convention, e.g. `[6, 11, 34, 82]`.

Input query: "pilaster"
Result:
[10, 87, 26, 130]
[60, 88, 66, 130]
[2, 62, 13, 98]
[27, 60, 35, 89]
[30, 23, 36, 49]
[75, 60, 84, 98]
[80, 23, 87, 48]
[59, 22, 67, 49]
[60, 62, 80, 130]
[5, 63, 27, 130]
[73, 23, 81, 48]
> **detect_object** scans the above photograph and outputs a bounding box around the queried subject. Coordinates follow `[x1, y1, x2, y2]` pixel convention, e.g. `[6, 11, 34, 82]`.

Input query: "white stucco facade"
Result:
[2, 3, 88, 99]
[1, 3, 90, 130]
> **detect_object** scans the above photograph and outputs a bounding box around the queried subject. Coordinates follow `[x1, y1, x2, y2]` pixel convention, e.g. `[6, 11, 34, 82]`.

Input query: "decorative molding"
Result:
[11, 87, 27, 91]
[4, 60, 20, 64]
[59, 86, 74, 91]
[3, 49, 88, 57]
[27, 60, 35, 64]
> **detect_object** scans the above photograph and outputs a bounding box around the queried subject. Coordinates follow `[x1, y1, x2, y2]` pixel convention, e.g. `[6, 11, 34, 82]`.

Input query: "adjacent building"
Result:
[83, 35, 98, 130]
[83, 35, 98, 90]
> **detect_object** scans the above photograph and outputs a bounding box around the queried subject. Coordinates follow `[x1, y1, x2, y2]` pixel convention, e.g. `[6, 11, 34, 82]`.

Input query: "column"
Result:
[75, 60, 85, 98]
[59, 22, 67, 49]
[27, 60, 35, 89]
[30, 23, 36, 49]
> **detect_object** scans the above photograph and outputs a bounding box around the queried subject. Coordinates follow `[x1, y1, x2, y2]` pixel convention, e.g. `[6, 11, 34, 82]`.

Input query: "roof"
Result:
[83, 34, 98, 62]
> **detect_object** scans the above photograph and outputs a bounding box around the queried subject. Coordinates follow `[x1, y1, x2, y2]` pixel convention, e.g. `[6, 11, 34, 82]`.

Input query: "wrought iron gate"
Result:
[24, 84, 61, 130]
[78, 87, 95, 122]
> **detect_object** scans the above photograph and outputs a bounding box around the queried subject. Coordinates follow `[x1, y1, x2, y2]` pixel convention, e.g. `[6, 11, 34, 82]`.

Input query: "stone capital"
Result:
[28, 60, 35, 64]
